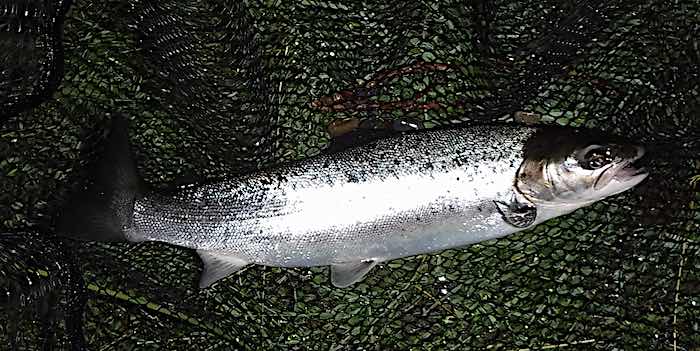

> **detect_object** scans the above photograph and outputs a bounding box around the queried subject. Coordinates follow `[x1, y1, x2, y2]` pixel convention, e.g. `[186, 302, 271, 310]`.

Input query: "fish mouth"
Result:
[593, 145, 648, 191]
[613, 145, 648, 180]
[605, 145, 649, 196]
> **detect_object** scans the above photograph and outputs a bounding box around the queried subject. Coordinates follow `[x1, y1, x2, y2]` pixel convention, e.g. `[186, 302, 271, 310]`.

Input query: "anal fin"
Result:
[330, 260, 377, 288]
[197, 250, 249, 288]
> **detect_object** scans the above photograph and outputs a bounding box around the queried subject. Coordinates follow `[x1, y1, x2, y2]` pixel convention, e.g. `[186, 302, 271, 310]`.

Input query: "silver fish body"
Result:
[58, 116, 647, 288]
[130, 126, 535, 268]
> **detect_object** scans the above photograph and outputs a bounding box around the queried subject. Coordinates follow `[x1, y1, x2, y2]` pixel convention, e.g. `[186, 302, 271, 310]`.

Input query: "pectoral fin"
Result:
[330, 260, 377, 288]
[197, 250, 249, 288]
[494, 191, 537, 228]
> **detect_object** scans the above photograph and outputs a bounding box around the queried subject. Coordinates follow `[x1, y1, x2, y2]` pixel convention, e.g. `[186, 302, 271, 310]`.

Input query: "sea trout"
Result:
[58, 115, 648, 288]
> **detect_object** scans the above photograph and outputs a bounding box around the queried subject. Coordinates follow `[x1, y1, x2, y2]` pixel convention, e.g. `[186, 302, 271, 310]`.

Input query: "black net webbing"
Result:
[1, 0, 699, 349]
[0, 0, 72, 123]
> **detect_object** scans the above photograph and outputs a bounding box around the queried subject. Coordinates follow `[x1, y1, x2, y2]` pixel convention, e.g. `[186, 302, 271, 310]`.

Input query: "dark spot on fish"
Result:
[477, 206, 482, 212]
[456, 177, 460, 181]
[259, 177, 273, 186]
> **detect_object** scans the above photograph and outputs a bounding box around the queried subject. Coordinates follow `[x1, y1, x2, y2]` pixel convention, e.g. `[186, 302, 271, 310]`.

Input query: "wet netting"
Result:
[1, 0, 699, 349]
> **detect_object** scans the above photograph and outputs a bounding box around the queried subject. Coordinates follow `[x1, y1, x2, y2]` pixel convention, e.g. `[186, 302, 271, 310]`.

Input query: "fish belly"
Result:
[242, 203, 519, 267]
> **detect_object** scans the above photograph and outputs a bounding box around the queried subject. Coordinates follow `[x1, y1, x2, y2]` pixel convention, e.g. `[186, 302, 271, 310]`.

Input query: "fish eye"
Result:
[581, 147, 615, 170]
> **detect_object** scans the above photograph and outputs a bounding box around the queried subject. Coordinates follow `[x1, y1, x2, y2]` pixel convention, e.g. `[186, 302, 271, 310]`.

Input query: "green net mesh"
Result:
[1, 0, 699, 349]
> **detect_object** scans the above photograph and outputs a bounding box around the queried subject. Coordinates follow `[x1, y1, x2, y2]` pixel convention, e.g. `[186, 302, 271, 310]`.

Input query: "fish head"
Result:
[516, 127, 648, 208]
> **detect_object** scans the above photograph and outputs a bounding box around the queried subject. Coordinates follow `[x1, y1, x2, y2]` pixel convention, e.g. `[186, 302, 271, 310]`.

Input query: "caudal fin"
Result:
[56, 114, 145, 242]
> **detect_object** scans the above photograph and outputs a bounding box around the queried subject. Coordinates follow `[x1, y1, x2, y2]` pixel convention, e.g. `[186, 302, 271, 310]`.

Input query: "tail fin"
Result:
[56, 114, 145, 242]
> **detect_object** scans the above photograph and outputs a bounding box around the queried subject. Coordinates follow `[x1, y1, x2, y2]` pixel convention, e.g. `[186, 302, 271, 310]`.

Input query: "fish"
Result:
[57, 115, 648, 288]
